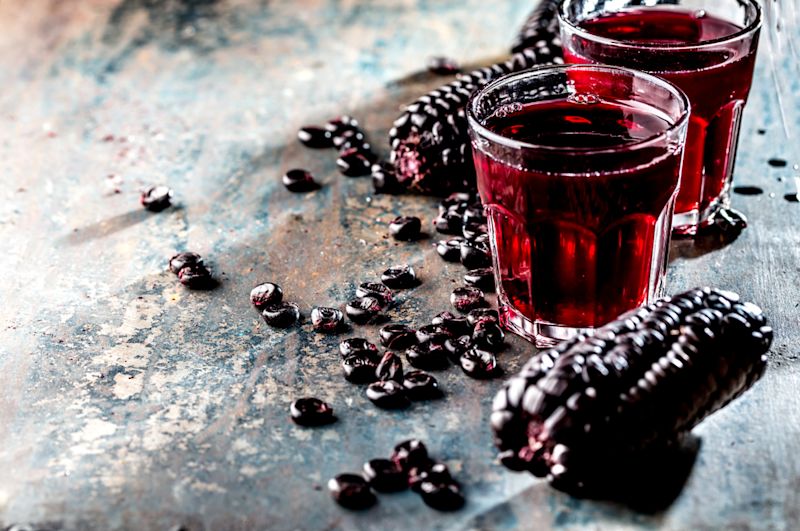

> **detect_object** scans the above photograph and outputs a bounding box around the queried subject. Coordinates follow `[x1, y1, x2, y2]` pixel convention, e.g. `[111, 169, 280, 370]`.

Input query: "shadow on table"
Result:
[58, 205, 185, 246]
[559, 435, 702, 514]
[670, 207, 750, 262]
[670, 230, 743, 262]
[467, 437, 701, 529]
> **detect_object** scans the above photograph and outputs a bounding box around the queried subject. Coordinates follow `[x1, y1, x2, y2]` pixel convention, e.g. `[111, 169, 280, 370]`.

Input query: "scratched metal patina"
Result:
[0, 1, 798, 530]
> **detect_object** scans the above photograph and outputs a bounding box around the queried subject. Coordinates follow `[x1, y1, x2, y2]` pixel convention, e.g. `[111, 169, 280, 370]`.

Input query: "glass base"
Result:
[499, 304, 595, 349]
[672, 189, 731, 237]
[672, 209, 699, 237]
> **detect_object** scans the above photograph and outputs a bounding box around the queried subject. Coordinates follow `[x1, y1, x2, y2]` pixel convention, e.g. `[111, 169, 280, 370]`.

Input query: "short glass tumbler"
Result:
[467, 64, 689, 347]
[559, 0, 761, 235]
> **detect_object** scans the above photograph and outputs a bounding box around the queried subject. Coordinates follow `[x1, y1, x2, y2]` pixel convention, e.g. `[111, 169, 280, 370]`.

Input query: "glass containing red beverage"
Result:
[467, 65, 689, 346]
[559, 0, 762, 235]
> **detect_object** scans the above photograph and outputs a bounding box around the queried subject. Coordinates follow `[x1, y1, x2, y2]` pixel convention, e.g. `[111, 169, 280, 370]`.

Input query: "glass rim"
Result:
[557, 0, 762, 53]
[466, 64, 691, 156]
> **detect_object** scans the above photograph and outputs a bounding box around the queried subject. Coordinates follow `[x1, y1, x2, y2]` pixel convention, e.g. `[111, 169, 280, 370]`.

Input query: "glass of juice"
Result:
[467, 64, 689, 347]
[559, 0, 762, 235]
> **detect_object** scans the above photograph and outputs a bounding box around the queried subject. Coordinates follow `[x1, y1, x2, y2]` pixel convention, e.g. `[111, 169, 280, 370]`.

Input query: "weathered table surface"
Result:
[1, 1, 798, 530]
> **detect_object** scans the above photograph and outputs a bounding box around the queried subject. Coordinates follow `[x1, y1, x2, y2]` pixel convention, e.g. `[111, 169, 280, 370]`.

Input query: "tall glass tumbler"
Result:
[559, 0, 762, 235]
[467, 65, 689, 347]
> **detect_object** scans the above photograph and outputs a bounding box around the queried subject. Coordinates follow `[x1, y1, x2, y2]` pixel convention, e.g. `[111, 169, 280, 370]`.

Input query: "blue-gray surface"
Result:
[0, 1, 798, 530]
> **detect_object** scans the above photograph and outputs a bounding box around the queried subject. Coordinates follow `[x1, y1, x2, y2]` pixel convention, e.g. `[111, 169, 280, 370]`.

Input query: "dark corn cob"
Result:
[387, 1, 563, 195]
[388, 49, 557, 195]
[491, 288, 772, 492]
[511, 0, 563, 54]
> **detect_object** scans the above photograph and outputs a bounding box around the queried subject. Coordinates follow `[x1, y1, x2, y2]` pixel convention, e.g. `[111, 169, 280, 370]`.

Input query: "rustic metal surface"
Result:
[0, 1, 798, 530]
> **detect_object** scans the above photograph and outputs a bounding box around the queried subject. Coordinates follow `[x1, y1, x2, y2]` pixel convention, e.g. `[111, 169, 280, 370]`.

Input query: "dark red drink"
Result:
[468, 65, 689, 345]
[560, 3, 762, 233]
[475, 100, 681, 329]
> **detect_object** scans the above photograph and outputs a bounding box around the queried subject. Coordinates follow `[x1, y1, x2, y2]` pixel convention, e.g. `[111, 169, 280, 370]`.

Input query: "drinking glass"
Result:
[559, 0, 762, 235]
[467, 64, 689, 346]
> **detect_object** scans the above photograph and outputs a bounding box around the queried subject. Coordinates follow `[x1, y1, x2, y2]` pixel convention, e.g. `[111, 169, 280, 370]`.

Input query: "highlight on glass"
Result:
[467, 64, 690, 347]
[558, 0, 762, 235]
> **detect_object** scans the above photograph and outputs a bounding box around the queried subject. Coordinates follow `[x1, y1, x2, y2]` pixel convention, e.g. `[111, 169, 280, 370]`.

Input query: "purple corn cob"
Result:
[385, 0, 563, 195]
[511, 0, 563, 54]
[491, 288, 772, 492]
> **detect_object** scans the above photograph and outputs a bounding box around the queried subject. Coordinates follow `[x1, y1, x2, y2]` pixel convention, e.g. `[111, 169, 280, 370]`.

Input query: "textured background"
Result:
[0, 0, 798, 529]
